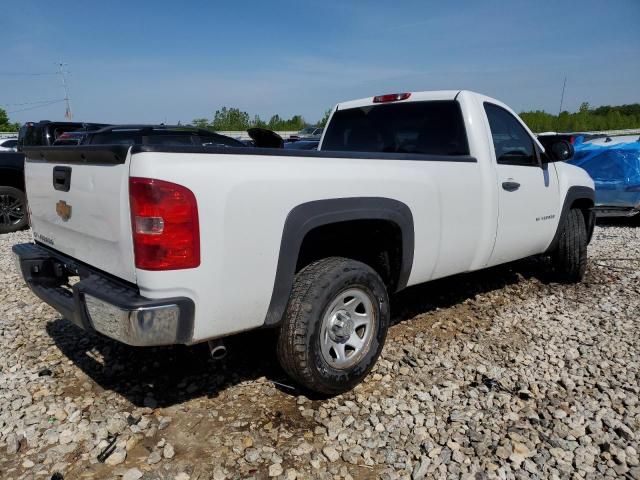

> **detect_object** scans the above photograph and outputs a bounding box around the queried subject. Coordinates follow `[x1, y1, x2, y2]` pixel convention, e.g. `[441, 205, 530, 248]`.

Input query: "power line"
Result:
[0, 72, 57, 76]
[1, 99, 65, 107]
[7, 99, 65, 114]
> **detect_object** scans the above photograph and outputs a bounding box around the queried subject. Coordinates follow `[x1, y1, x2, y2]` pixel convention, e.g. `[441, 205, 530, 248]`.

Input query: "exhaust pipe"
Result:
[207, 339, 227, 360]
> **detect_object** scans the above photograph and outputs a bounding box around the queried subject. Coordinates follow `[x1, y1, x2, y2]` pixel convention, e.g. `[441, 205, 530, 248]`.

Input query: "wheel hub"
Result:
[320, 288, 376, 370]
[328, 310, 355, 343]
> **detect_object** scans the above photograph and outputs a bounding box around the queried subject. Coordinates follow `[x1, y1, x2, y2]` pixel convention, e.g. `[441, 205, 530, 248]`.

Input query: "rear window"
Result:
[322, 100, 469, 156]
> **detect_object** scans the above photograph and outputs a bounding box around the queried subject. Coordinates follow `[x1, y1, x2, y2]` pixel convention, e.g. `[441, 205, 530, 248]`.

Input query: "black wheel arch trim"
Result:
[264, 197, 414, 326]
[545, 185, 596, 254]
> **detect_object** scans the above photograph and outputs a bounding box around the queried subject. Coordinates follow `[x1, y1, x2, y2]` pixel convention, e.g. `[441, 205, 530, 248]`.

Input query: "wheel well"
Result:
[0, 169, 24, 191]
[296, 219, 403, 291]
[571, 197, 595, 241]
[571, 198, 594, 222]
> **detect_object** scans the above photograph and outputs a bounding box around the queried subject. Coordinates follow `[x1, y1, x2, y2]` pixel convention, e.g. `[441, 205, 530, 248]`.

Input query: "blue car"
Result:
[568, 138, 640, 217]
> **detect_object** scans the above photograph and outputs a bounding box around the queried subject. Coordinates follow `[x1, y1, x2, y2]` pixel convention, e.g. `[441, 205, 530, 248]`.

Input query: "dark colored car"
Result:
[0, 151, 28, 233]
[17, 121, 110, 151]
[80, 125, 246, 147]
[284, 140, 320, 150]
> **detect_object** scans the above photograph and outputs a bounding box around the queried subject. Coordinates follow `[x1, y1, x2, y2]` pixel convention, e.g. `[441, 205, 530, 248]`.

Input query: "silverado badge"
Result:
[56, 200, 72, 221]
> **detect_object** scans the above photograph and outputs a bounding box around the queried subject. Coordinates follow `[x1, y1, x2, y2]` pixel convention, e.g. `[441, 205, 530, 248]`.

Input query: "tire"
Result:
[0, 187, 28, 234]
[277, 257, 390, 395]
[552, 208, 587, 282]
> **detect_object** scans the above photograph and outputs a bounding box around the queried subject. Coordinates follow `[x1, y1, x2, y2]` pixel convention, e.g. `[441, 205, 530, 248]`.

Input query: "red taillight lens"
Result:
[129, 177, 200, 270]
[373, 92, 411, 103]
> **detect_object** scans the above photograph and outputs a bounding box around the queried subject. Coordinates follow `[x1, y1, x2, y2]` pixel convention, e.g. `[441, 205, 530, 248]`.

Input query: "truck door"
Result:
[483, 102, 560, 266]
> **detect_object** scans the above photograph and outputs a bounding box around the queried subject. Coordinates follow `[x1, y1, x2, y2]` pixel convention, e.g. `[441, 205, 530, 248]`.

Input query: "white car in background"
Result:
[0, 137, 18, 152]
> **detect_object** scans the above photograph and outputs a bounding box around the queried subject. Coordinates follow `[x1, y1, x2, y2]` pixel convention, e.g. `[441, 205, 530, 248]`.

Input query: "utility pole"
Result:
[556, 76, 567, 131]
[557, 76, 567, 118]
[57, 62, 72, 120]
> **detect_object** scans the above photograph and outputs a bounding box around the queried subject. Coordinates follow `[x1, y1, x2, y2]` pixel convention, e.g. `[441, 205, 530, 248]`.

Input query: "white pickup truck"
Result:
[14, 90, 595, 394]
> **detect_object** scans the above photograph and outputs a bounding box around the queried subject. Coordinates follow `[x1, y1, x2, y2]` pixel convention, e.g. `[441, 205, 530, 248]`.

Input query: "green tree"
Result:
[210, 107, 251, 131]
[520, 102, 640, 133]
[191, 118, 210, 129]
[0, 108, 20, 132]
[317, 109, 332, 127]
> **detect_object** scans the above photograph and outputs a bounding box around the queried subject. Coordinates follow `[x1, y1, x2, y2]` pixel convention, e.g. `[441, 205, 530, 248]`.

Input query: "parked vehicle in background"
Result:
[581, 134, 639, 147]
[53, 131, 90, 146]
[568, 138, 640, 217]
[14, 90, 595, 394]
[288, 126, 323, 141]
[80, 125, 245, 147]
[0, 151, 27, 233]
[284, 140, 319, 150]
[537, 131, 601, 145]
[0, 137, 18, 152]
[17, 121, 110, 150]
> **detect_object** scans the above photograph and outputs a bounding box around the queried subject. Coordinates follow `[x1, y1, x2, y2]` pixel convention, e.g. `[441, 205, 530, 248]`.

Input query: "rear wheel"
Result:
[0, 187, 28, 234]
[552, 208, 587, 282]
[277, 257, 390, 395]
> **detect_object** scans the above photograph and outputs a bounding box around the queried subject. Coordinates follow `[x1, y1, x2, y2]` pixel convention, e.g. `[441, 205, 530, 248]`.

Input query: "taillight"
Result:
[129, 177, 200, 270]
[373, 92, 411, 103]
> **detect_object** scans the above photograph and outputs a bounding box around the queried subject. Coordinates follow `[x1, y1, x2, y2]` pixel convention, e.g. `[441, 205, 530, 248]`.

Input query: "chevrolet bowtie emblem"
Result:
[56, 200, 72, 221]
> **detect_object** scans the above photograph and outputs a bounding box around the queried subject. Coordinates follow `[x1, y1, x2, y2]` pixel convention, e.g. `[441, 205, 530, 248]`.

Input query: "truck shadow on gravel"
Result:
[45, 257, 555, 407]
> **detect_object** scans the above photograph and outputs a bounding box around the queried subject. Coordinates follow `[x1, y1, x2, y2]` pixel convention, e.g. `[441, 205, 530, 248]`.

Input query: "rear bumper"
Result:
[12, 242, 194, 346]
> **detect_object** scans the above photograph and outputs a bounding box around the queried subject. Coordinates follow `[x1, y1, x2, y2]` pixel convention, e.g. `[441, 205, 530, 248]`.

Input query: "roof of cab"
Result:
[336, 90, 463, 111]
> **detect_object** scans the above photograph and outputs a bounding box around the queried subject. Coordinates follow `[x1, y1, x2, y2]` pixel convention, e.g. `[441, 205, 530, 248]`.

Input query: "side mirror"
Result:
[547, 140, 574, 162]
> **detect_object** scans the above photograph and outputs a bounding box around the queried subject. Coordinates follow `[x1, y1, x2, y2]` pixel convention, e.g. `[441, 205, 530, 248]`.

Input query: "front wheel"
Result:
[551, 208, 587, 282]
[277, 257, 390, 395]
[0, 187, 28, 234]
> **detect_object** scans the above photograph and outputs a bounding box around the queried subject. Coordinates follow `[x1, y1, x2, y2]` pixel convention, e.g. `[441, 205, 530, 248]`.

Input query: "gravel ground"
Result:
[1, 224, 639, 480]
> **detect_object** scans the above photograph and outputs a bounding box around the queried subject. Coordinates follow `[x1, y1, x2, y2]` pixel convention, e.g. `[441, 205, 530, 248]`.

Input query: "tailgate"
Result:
[24, 146, 136, 283]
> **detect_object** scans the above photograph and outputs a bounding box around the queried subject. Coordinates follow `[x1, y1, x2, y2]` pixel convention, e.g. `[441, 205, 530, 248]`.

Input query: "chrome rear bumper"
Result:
[12, 242, 194, 346]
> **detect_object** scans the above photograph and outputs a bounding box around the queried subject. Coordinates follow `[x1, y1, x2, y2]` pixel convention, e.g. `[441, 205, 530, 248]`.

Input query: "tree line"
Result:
[192, 107, 305, 132]
[1, 102, 639, 134]
[194, 103, 640, 133]
[519, 103, 640, 133]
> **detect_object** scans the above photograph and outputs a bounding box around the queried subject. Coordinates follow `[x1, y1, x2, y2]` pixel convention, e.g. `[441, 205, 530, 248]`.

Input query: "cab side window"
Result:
[484, 103, 537, 166]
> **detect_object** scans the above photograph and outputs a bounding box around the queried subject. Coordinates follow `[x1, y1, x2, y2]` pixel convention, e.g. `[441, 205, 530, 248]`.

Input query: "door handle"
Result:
[502, 181, 520, 192]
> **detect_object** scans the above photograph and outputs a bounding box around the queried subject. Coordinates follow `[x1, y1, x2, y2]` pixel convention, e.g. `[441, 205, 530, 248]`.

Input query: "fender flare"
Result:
[545, 185, 596, 253]
[263, 197, 414, 326]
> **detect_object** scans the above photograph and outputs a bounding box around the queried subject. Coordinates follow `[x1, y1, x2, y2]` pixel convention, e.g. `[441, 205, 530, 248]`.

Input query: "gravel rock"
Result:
[291, 441, 313, 456]
[122, 468, 143, 480]
[163, 442, 175, 459]
[322, 445, 340, 462]
[147, 450, 162, 464]
[268, 463, 283, 477]
[0, 225, 638, 479]
[104, 447, 126, 465]
[5, 433, 20, 454]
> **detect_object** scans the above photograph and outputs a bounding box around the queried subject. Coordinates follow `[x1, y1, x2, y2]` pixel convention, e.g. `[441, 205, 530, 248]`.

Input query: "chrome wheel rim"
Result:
[320, 288, 376, 370]
[0, 194, 25, 226]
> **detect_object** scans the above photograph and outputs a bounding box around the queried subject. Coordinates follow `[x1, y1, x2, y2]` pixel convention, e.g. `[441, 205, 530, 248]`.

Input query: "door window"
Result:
[484, 103, 537, 166]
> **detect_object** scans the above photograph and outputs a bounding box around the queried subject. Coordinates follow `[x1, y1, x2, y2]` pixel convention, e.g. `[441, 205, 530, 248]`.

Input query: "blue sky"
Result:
[1, 0, 638, 125]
